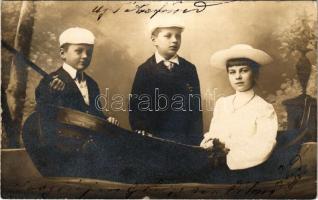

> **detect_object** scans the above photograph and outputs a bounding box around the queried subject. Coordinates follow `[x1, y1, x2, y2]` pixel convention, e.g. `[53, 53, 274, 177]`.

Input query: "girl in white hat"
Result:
[201, 44, 278, 171]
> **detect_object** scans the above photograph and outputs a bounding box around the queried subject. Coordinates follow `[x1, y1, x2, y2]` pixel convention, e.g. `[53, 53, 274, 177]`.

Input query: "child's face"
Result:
[228, 65, 254, 92]
[152, 27, 182, 59]
[60, 44, 94, 71]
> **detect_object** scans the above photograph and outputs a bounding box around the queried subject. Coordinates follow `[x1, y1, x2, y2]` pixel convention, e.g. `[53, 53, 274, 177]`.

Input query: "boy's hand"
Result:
[49, 75, 65, 91]
[107, 116, 119, 126]
[134, 130, 153, 137]
[135, 129, 146, 135]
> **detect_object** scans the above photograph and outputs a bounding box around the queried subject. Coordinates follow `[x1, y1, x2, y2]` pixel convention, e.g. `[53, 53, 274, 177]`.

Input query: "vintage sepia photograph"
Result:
[1, 1, 317, 198]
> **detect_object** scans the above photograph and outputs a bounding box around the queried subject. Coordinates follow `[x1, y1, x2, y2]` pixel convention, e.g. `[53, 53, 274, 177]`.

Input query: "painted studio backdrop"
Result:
[2, 1, 317, 146]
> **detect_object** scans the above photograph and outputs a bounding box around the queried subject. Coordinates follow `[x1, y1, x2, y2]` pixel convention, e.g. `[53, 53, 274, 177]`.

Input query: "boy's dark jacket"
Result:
[35, 67, 105, 118]
[129, 55, 203, 145]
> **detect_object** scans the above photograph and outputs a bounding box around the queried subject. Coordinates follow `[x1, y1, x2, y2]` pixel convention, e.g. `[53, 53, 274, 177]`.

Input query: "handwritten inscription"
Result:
[91, 1, 235, 20]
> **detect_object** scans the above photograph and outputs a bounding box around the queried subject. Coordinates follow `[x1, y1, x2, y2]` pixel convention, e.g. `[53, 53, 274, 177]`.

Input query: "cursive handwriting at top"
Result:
[91, 1, 235, 21]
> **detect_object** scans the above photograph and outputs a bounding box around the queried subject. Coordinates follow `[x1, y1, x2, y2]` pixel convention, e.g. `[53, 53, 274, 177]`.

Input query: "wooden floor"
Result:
[1, 148, 317, 198]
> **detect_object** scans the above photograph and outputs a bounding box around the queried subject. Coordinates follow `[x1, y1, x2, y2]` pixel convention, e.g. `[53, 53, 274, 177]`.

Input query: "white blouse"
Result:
[201, 89, 278, 170]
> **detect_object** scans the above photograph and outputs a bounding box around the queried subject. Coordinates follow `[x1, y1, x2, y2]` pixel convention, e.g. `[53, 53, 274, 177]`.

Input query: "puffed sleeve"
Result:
[227, 103, 278, 170]
[200, 97, 224, 148]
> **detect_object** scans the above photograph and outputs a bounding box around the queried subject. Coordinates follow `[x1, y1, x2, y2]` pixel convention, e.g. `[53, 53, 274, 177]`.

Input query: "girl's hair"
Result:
[226, 58, 260, 77]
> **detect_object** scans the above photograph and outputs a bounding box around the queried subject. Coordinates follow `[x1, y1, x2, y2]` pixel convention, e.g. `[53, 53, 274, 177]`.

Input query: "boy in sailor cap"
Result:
[129, 16, 203, 145]
[36, 27, 118, 125]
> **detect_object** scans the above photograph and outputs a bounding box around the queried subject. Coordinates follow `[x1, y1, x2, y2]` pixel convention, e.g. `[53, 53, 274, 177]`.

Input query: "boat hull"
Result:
[23, 106, 211, 183]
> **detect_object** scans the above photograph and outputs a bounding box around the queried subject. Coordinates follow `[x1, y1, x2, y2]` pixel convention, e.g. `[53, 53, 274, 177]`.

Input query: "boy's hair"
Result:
[60, 43, 71, 51]
[151, 28, 161, 37]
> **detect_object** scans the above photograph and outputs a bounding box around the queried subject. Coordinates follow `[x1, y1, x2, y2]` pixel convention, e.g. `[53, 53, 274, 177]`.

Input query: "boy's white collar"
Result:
[62, 63, 78, 79]
[155, 51, 179, 65]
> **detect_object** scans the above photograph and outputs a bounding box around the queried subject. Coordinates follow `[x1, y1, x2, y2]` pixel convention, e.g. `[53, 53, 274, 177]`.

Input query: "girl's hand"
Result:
[200, 136, 213, 148]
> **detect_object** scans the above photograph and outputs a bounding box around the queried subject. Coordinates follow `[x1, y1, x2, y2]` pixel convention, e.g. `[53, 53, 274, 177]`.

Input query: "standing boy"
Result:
[36, 27, 118, 125]
[129, 17, 203, 145]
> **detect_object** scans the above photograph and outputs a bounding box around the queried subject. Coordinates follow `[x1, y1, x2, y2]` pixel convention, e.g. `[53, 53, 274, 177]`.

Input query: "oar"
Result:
[1, 40, 49, 78]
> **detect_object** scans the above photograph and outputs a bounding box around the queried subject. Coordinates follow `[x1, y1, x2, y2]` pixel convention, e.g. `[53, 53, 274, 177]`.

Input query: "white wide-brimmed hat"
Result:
[148, 15, 185, 36]
[59, 27, 95, 46]
[210, 44, 273, 69]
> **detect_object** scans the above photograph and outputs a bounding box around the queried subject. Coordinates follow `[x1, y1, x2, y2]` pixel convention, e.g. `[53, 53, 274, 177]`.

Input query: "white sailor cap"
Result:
[59, 27, 95, 46]
[148, 15, 185, 36]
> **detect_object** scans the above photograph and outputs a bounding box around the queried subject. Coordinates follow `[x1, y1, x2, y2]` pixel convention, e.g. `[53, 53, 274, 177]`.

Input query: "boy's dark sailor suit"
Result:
[35, 65, 105, 118]
[129, 54, 203, 145]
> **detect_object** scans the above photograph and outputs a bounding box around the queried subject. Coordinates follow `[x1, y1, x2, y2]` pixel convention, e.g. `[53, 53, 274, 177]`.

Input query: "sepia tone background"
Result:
[2, 1, 317, 146]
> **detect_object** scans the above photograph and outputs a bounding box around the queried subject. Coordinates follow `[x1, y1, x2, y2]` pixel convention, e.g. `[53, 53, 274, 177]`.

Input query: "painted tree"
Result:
[5, 1, 35, 148]
[272, 11, 317, 141]
[275, 11, 317, 95]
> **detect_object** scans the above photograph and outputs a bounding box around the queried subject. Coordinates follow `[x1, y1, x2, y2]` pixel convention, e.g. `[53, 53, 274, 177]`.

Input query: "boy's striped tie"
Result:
[163, 60, 174, 71]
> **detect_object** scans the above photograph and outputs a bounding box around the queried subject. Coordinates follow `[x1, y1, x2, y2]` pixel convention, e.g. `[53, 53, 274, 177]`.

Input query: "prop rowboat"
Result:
[22, 105, 316, 185]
